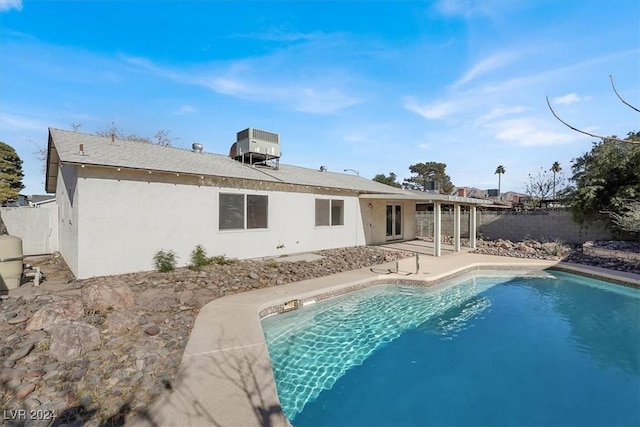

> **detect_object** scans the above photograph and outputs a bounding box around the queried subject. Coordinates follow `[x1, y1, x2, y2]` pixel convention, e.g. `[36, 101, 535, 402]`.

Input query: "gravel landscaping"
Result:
[0, 241, 638, 426]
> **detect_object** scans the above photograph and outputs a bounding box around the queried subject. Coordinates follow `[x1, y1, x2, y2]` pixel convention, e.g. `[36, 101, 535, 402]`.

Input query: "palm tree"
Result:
[494, 165, 506, 199]
[550, 161, 562, 199]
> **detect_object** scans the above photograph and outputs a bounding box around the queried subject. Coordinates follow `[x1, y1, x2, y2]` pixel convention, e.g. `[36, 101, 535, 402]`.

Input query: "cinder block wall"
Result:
[416, 210, 615, 244]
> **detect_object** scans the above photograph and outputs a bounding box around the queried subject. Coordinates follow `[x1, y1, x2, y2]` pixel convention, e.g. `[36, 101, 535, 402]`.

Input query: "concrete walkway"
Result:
[130, 249, 640, 427]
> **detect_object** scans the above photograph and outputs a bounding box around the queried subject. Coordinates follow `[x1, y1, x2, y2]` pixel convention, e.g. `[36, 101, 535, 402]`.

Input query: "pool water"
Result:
[261, 271, 640, 427]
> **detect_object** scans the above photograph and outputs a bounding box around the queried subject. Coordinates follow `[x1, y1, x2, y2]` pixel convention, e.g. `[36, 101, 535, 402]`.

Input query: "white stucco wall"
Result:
[72, 172, 367, 278]
[362, 199, 416, 244]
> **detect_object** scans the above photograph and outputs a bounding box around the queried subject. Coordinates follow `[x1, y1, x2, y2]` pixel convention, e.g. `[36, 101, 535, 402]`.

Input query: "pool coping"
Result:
[129, 254, 640, 427]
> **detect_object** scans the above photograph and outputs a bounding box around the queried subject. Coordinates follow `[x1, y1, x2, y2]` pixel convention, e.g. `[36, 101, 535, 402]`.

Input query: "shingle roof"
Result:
[46, 128, 406, 195]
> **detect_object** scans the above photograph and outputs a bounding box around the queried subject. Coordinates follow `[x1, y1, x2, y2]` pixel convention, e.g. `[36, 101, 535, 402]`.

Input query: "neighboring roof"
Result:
[46, 128, 407, 195]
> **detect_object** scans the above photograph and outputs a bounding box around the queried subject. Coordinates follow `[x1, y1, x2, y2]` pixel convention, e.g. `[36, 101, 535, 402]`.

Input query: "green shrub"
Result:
[189, 244, 212, 271]
[153, 249, 178, 272]
[210, 255, 237, 265]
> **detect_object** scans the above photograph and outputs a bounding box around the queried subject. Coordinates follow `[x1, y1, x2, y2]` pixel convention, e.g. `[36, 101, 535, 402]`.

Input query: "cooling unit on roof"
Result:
[229, 127, 281, 164]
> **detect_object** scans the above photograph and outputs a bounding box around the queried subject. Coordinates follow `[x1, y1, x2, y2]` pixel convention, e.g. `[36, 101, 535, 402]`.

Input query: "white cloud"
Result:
[434, 0, 519, 19]
[0, 0, 22, 12]
[123, 54, 360, 114]
[453, 52, 518, 88]
[0, 112, 49, 132]
[475, 105, 527, 125]
[435, 0, 478, 18]
[173, 104, 197, 115]
[552, 93, 583, 105]
[294, 87, 359, 114]
[404, 98, 461, 120]
[234, 27, 323, 42]
[486, 118, 578, 146]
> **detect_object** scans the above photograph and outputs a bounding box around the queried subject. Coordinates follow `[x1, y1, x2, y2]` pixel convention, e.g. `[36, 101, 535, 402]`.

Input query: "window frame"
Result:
[219, 192, 269, 231]
[315, 198, 345, 227]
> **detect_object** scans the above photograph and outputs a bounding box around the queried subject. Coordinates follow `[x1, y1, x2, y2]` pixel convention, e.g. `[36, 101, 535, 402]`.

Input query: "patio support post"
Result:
[453, 204, 461, 252]
[433, 202, 442, 256]
[470, 205, 477, 249]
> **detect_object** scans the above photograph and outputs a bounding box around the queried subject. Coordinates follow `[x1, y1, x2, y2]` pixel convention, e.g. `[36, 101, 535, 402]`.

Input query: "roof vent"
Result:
[319, 165, 327, 172]
[192, 143, 203, 153]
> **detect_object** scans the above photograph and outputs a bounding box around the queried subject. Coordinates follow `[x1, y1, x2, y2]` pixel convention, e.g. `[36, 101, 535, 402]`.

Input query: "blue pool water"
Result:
[261, 270, 640, 427]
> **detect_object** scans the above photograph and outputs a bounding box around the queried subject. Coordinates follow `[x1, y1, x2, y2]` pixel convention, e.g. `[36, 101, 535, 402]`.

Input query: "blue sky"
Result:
[1, 0, 639, 196]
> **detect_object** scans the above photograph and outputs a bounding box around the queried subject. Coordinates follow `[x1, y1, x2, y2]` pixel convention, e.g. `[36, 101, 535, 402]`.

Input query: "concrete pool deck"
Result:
[130, 250, 640, 427]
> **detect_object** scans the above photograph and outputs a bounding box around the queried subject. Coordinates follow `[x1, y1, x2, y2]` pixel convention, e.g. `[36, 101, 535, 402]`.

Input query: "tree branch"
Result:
[546, 96, 640, 144]
[610, 75, 640, 113]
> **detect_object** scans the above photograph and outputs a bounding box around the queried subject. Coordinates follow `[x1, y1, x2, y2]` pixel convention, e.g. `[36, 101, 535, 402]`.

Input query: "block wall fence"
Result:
[415, 209, 617, 244]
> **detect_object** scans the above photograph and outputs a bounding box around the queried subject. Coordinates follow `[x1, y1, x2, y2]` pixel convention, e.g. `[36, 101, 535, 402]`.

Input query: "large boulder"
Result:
[26, 299, 85, 332]
[81, 281, 136, 314]
[46, 320, 101, 362]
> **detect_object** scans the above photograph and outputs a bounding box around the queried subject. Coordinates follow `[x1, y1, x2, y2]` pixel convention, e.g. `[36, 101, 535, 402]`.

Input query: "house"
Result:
[45, 128, 487, 279]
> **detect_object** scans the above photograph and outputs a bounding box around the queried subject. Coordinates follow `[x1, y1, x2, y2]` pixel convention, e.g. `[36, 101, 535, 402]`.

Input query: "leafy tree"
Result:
[563, 132, 640, 223]
[0, 142, 25, 204]
[494, 165, 506, 198]
[372, 172, 401, 188]
[550, 161, 562, 199]
[525, 167, 565, 208]
[403, 162, 454, 194]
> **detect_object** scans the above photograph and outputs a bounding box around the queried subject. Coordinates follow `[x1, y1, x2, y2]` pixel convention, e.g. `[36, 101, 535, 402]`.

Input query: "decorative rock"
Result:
[24, 397, 41, 410]
[7, 315, 29, 325]
[8, 342, 34, 361]
[136, 359, 145, 371]
[27, 368, 46, 378]
[81, 281, 136, 314]
[67, 366, 87, 382]
[26, 299, 85, 331]
[16, 383, 36, 399]
[104, 310, 139, 334]
[178, 290, 194, 304]
[248, 272, 260, 280]
[46, 320, 101, 362]
[144, 325, 160, 336]
[0, 368, 27, 382]
[2, 360, 16, 368]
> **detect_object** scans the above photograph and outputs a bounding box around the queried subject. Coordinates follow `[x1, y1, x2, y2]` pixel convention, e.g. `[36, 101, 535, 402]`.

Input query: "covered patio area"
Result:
[361, 191, 489, 257]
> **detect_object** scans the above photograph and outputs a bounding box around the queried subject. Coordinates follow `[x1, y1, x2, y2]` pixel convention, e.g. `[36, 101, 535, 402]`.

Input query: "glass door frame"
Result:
[385, 204, 403, 241]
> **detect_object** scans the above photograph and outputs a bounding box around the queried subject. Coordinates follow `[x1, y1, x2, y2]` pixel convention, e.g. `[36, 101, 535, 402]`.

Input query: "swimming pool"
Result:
[261, 270, 640, 427]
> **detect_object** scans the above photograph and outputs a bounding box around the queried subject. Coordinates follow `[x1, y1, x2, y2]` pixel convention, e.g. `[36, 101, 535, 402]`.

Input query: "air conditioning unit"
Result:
[232, 128, 281, 163]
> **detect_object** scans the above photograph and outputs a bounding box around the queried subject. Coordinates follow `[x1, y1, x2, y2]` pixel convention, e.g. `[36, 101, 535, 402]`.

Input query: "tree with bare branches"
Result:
[547, 75, 639, 145]
[525, 167, 565, 208]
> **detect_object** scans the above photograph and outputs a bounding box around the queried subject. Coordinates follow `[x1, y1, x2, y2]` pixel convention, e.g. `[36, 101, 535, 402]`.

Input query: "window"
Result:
[331, 200, 344, 226]
[315, 199, 330, 226]
[315, 198, 344, 226]
[219, 193, 268, 230]
[247, 195, 268, 229]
